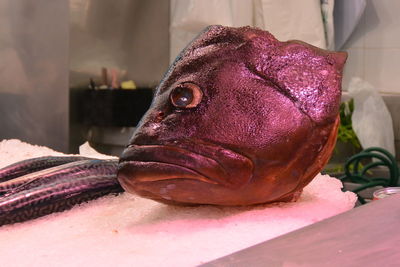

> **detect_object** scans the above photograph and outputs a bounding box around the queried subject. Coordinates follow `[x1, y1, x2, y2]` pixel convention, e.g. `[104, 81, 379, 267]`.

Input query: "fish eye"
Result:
[170, 82, 203, 109]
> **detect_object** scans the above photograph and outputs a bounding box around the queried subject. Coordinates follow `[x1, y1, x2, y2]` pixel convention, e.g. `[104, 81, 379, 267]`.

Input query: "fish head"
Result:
[117, 26, 347, 206]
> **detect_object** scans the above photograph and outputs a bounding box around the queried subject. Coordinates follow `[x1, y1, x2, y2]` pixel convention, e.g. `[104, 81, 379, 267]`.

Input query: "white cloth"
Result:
[170, 0, 328, 62]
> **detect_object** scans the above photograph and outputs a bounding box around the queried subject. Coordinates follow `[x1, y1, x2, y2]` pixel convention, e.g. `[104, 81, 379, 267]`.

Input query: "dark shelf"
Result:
[70, 88, 154, 127]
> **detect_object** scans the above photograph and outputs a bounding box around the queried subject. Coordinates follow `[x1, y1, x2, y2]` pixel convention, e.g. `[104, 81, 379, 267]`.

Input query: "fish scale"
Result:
[0, 175, 123, 226]
[0, 156, 93, 182]
[0, 159, 118, 195]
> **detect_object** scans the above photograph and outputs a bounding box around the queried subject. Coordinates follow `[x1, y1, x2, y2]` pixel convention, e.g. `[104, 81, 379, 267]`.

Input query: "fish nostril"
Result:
[155, 111, 165, 122]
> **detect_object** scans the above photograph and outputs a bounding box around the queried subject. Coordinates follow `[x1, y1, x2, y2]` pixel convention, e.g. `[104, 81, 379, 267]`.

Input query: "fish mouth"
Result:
[117, 140, 253, 190]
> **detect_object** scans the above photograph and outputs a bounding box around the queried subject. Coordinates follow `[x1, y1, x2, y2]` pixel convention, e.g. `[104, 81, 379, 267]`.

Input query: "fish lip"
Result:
[119, 177, 202, 205]
[118, 140, 254, 189]
[118, 160, 218, 185]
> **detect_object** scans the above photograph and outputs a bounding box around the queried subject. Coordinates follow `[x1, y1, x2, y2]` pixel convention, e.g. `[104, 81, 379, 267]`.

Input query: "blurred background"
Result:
[0, 0, 398, 170]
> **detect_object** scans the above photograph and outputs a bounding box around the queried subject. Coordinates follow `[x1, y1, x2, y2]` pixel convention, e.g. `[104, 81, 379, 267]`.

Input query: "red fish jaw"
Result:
[117, 142, 253, 191]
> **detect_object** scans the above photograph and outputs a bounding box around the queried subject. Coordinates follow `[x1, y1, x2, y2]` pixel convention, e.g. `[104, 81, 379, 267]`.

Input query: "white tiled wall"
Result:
[342, 0, 400, 94]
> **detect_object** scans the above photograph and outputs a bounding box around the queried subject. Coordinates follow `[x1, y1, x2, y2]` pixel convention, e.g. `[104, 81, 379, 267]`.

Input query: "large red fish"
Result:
[0, 25, 347, 226]
[118, 25, 347, 206]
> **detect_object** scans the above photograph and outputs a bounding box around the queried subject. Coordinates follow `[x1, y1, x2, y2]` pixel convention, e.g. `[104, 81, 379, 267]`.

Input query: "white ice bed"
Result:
[0, 139, 356, 267]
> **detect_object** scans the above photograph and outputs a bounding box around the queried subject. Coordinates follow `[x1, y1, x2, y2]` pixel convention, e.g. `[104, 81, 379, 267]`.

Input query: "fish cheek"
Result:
[250, 115, 314, 197]
[193, 63, 311, 159]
